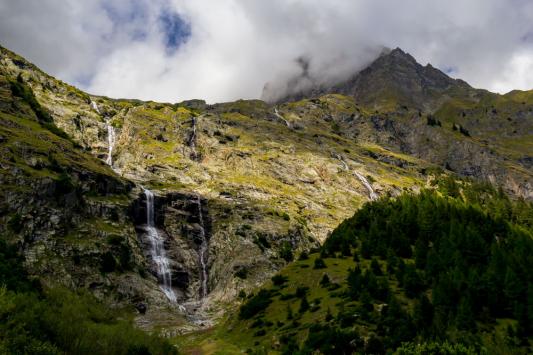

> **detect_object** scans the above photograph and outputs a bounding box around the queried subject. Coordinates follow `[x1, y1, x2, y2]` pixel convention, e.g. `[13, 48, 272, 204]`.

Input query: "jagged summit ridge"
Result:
[262, 47, 473, 110]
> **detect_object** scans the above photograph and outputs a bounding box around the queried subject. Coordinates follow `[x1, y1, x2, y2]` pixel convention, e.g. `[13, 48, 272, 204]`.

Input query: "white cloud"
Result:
[1, 0, 533, 103]
[490, 50, 533, 93]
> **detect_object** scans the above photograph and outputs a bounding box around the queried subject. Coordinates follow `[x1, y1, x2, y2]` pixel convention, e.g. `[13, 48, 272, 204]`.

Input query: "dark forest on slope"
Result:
[230, 178, 533, 354]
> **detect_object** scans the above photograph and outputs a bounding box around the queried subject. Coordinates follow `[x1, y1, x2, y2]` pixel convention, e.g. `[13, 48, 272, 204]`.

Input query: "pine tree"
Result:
[403, 264, 424, 298]
[325, 307, 333, 322]
[286, 303, 293, 320]
[371, 258, 383, 276]
[319, 273, 330, 287]
[360, 290, 373, 313]
[299, 296, 310, 314]
[340, 241, 352, 256]
[456, 296, 476, 331]
[504, 268, 523, 302]
[413, 294, 434, 332]
[313, 258, 326, 269]
[414, 237, 429, 269]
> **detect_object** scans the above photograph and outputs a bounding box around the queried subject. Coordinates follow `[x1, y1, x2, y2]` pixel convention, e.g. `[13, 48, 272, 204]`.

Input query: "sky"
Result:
[1, 0, 533, 103]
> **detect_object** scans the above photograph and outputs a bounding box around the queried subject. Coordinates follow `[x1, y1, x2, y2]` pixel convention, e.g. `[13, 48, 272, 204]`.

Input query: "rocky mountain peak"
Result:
[264, 47, 473, 111]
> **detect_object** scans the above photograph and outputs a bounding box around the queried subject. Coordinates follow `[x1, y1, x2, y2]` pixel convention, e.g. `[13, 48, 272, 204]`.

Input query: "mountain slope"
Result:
[264, 48, 533, 200]
[0, 42, 532, 339]
[187, 179, 533, 354]
[0, 45, 431, 330]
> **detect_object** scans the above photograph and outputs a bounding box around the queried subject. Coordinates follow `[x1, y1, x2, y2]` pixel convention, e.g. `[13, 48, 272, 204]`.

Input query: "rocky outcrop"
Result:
[130, 189, 317, 307]
[132, 191, 211, 302]
[263, 48, 474, 111]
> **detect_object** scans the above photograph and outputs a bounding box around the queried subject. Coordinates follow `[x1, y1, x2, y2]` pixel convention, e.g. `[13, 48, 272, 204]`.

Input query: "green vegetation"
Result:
[207, 180, 533, 354]
[10, 73, 53, 123]
[9, 73, 75, 141]
[0, 239, 175, 354]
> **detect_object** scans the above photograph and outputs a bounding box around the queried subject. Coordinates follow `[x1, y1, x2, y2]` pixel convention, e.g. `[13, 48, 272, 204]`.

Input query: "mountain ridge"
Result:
[263, 47, 485, 111]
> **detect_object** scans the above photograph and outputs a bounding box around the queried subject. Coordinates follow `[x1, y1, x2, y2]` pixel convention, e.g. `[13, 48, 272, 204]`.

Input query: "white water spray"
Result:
[333, 153, 349, 171]
[354, 171, 378, 201]
[195, 195, 208, 299]
[274, 108, 292, 128]
[105, 122, 116, 167]
[188, 117, 199, 161]
[334, 153, 378, 201]
[90, 100, 100, 114]
[143, 188, 177, 303]
[91, 101, 116, 168]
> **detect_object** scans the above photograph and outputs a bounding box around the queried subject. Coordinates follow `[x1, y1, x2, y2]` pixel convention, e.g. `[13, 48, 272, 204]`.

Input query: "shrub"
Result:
[319, 274, 330, 287]
[253, 235, 271, 251]
[279, 242, 294, 262]
[235, 268, 248, 279]
[295, 286, 309, 298]
[298, 252, 309, 260]
[7, 214, 23, 233]
[100, 252, 117, 273]
[299, 296, 310, 313]
[55, 172, 75, 195]
[427, 115, 442, 126]
[271, 274, 288, 287]
[313, 258, 326, 269]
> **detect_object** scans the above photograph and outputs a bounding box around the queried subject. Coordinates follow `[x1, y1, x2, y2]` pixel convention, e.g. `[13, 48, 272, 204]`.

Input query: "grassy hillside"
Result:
[180, 179, 533, 354]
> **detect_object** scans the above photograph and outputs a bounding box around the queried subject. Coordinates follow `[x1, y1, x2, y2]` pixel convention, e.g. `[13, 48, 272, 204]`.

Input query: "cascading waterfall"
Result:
[143, 188, 177, 303]
[90, 100, 100, 114]
[105, 122, 116, 167]
[188, 117, 199, 161]
[354, 171, 378, 201]
[274, 108, 292, 128]
[333, 153, 349, 171]
[334, 152, 378, 201]
[91, 100, 116, 168]
[195, 195, 208, 299]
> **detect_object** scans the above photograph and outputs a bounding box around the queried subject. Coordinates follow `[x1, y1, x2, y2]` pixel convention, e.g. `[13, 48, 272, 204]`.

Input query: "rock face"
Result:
[262, 48, 473, 110]
[131, 191, 212, 302]
[263, 48, 533, 199]
[0, 43, 532, 330]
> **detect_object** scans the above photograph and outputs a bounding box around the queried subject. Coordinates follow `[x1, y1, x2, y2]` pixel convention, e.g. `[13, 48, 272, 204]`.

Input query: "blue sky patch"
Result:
[159, 10, 191, 54]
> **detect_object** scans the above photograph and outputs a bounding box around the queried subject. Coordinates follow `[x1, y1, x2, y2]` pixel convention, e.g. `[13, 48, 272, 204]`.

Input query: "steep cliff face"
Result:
[0, 61, 158, 306]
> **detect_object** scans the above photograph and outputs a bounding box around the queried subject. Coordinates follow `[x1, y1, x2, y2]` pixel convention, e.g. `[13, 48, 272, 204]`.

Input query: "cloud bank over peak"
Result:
[1, 0, 533, 103]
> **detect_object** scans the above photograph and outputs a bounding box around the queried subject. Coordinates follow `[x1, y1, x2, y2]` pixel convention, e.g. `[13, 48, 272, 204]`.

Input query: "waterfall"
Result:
[91, 100, 116, 168]
[274, 108, 291, 128]
[105, 121, 116, 167]
[354, 171, 378, 201]
[334, 152, 378, 201]
[143, 188, 177, 303]
[333, 153, 349, 171]
[90, 100, 100, 114]
[188, 116, 199, 161]
[195, 195, 208, 299]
